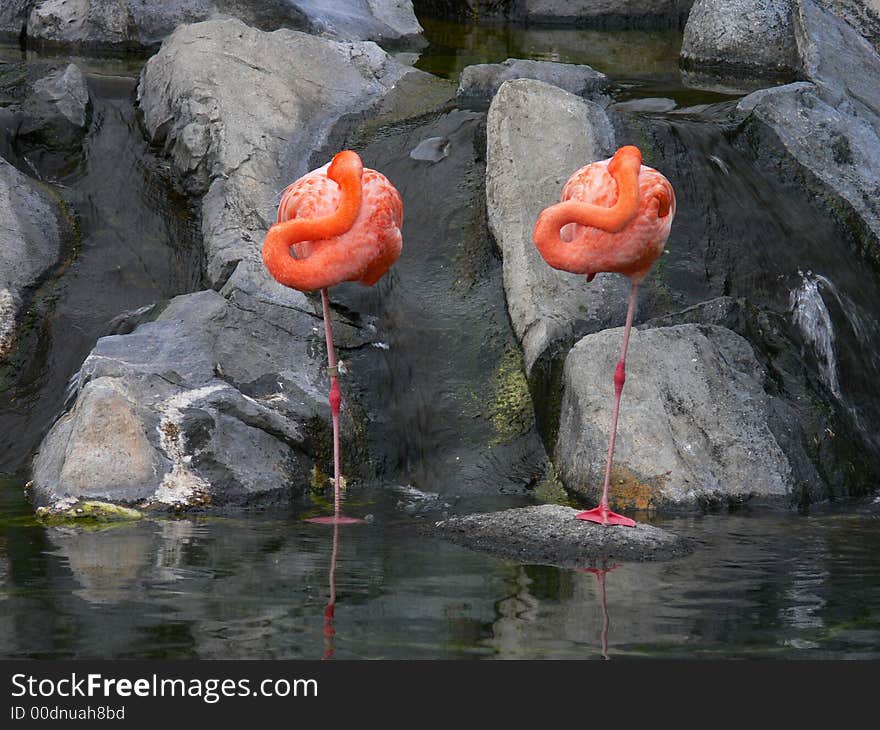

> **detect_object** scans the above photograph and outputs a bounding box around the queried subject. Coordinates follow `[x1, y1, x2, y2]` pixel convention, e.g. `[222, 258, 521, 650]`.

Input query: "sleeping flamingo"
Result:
[533, 145, 675, 527]
[262, 150, 403, 524]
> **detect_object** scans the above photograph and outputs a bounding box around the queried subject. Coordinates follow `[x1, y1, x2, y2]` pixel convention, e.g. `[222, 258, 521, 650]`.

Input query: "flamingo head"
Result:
[327, 150, 363, 184]
[607, 145, 642, 177]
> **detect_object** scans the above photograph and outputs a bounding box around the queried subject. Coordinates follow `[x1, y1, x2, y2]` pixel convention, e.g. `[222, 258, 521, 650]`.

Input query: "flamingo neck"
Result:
[533, 145, 642, 257]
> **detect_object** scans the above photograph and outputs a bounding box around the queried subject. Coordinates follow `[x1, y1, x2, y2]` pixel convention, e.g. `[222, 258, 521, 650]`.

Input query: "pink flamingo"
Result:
[262, 150, 403, 524]
[533, 145, 675, 527]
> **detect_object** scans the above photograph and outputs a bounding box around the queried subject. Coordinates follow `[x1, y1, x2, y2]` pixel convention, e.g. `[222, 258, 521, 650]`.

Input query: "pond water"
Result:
[1, 20, 879, 660]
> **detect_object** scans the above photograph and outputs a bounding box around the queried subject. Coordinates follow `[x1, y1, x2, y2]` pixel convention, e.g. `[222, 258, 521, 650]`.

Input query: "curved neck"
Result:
[273, 152, 363, 243]
[533, 147, 642, 253]
[262, 151, 364, 291]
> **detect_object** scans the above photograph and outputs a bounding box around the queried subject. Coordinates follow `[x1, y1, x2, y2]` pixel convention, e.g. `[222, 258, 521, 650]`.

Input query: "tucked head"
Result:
[607, 145, 642, 176]
[327, 150, 363, 183]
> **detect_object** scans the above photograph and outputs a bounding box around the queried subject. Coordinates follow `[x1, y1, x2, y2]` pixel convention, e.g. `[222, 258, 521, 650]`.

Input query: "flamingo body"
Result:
[532, 145, 676, 527]
[263, 155, 403, 293]
[533, 146, 674, 283]
[261, 150, 403, 524]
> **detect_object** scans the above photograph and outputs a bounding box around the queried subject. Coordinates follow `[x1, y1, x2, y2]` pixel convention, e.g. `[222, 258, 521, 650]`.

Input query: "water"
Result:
[2, 478, 878, 659]
[2, 23, 880, 659]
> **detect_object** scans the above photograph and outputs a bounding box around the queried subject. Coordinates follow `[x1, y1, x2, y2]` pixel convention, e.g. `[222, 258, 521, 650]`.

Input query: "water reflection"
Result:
[323, 523, 340, 660]
[583, 563, 619, 660]
[0, 493, 879, 658]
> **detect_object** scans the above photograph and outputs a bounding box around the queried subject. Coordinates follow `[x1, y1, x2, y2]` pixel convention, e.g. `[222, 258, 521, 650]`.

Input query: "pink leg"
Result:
[305, 289, 362, 525]
[577, 282, 639, 528]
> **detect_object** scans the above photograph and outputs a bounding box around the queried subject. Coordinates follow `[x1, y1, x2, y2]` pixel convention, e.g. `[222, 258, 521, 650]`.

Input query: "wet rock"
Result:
[138, 18, 413, 287]
[457, 58, 607, 101]
[485, 79, 626, 444]
[22, 0, 422, 51]
[734, 2, 880, 267]
[610, 97, 676, 113]
[681, 0, 799, 76]
[0, 60, 91, 172]
[555, 324, 797, 511]
[436, 504, 693, 566]
[0, 158, 63, 359]
[28, 63, 90, 129]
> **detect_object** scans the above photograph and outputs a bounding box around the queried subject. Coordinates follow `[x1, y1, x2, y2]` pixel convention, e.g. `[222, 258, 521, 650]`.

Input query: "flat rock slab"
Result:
[436, 505, 693, 567]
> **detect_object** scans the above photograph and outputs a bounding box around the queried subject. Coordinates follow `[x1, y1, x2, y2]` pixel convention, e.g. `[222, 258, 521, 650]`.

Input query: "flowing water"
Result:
[1, 23, 879, 659]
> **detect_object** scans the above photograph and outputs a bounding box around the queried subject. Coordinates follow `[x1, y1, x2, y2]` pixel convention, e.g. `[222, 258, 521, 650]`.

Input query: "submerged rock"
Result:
[21, 0, 421, 52]
[555, 324, 798, 510]
[457, 58, 607, 101]
[436, 504, 693, 566]
[681, 0, 799, 76]
[0, 159, 63, 359]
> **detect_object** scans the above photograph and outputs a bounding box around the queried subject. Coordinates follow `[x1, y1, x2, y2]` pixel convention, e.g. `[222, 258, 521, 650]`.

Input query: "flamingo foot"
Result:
[305, 515, 365, 525]
[576, 506, 636, 528]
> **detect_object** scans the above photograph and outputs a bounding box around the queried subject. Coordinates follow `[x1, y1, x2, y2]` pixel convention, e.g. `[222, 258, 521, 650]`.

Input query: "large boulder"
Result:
[485, 79, 625, 441]
[555, 324, 799, 510]
[31, 287, 327, 509]
[138, 19, 412, 287]
[681, 0, 799, 75]
[458, 58, 607, 101]
[22, 0, 421, 52]
[0, 159, 64, 359]
[31, 20, 418, 511]
[734, 1, 880, 267]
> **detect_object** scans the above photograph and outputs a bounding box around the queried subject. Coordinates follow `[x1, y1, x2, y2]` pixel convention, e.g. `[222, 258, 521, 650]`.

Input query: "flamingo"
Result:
[533, 145, 675, 527]
[262, 150, 403, 524]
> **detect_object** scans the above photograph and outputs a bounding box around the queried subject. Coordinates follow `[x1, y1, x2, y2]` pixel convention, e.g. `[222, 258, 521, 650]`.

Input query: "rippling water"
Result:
[2, 477, 878, 659]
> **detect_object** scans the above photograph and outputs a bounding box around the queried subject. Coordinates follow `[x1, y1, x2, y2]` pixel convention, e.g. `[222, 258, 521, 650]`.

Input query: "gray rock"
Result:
[0, 0, 29, 43]
[0, 159, 63, 359]
[138, 18, 412, 287]
[436, 504, 693, 566]
[457, 58, 607, 101]
[31, 287, 328, 509]
[681, 0, 799, 75]
[555, 324, 796, 510]
[734, 2, 880, 266]
[23, 0, 421, 51]
[813, 0, 880, 49]
[486, 79, 623, 383]
[28, 63, 91, 129]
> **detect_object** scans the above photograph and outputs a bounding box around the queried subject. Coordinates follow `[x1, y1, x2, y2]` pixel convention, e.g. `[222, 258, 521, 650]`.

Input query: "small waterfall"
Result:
[790, 271, 842, 399]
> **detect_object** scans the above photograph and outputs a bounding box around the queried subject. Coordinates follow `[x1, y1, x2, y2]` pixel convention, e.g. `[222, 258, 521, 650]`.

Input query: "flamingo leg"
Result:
[305, 288, 363, 525]
[577, 282, 639, 527]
